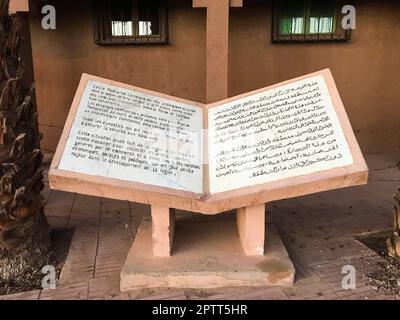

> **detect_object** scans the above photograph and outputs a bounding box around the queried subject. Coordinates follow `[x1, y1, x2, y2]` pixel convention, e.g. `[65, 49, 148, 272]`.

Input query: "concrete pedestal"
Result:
[120, 214, 295, 291]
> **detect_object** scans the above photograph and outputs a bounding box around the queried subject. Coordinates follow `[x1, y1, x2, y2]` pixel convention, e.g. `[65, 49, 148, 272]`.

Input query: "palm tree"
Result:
[387, 189, 400, 259]
[0, 0, 51, 290]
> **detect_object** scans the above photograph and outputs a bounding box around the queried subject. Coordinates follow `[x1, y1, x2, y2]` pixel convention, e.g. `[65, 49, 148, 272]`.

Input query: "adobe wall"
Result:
[29, 0, 206, 151]
[29, 0, 400, 153]
[229, 0, 400, 154]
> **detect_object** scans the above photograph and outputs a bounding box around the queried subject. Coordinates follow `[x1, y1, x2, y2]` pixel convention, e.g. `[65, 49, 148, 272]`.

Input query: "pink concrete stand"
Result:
[120, 207, 295, 290]
[151, 206, 176, 257]
[151, 205, 265, 257]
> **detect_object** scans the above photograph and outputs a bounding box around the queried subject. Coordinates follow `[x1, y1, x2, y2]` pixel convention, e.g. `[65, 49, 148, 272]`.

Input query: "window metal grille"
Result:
[94, 0, 168, 45]
[272, 0, 351, 42]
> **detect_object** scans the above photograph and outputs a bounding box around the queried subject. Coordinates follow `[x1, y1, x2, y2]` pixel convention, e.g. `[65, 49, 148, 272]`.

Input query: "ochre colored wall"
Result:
[30, 0, 400, 153]
[229, 0, 400, 154]
[29, 0, 206, 151]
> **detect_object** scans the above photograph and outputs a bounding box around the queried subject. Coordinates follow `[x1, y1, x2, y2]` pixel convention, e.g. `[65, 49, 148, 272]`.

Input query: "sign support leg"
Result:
[151, 206, 176, 257]
[237, 204, 265, 256]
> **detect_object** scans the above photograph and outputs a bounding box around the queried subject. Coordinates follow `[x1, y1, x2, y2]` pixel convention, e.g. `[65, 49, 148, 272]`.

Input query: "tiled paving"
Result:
[0, 153, 399, 300]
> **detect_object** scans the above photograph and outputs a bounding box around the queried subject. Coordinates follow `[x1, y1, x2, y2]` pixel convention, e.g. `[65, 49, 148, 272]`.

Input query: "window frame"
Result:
[93, 0, 169, 45]
[272, 0, 352, 43]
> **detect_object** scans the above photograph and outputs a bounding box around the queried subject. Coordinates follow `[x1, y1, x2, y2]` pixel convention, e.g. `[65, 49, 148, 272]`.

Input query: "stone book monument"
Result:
[49, 69, 368, 289]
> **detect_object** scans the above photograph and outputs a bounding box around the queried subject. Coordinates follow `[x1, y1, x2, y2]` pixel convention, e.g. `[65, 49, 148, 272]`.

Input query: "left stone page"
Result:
[58, 80, 204, 194]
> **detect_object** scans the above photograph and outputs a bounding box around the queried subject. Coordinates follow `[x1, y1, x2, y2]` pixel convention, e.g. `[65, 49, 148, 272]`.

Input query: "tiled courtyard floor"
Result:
[1, 153, 399, 300]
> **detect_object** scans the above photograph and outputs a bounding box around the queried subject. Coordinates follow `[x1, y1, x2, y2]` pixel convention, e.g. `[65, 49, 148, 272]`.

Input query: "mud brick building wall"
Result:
[25, 0, 400, 153]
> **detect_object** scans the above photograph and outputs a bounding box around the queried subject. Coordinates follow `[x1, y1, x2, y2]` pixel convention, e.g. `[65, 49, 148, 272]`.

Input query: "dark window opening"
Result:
[272, 0, 351, 42]
[94, 0, 168, 45]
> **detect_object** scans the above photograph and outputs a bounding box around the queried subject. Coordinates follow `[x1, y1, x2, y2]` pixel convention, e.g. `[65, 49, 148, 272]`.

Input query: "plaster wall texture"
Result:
[28, 0, 400, 153]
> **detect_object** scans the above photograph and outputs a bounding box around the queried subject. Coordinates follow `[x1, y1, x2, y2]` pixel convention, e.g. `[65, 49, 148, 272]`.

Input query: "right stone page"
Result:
[207, 71, 354, 194]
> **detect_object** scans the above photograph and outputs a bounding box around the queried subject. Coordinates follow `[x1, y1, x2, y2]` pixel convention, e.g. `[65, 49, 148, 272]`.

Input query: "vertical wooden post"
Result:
[237, 204, 265, 256]
[151, 206, 176, 257]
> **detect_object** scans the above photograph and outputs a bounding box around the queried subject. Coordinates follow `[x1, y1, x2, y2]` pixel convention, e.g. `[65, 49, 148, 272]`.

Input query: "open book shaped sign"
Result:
[49, 69, 368, 214]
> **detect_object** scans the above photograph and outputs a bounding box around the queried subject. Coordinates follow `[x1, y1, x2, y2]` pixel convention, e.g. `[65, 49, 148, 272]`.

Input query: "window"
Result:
[272, 0, 351, 42]
[94, 0, 168, 45]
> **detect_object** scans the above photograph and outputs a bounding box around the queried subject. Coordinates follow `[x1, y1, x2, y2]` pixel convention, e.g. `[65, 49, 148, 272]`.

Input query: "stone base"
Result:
[120, 214, 295, 291]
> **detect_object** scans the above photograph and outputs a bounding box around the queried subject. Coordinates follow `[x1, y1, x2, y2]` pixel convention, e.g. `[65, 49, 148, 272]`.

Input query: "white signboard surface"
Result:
[208, 75, 353, 194]
[51, 71, 367, 213]
[58, 80, 204, 194]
